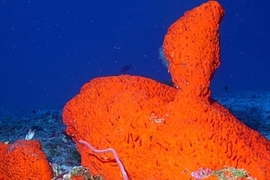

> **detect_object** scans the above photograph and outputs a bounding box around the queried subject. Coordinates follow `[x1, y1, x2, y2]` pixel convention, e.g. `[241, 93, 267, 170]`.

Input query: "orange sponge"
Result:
[63, 1, 270, 179]
[163, 0, 224, 99]
[0, 142, 9, 179]
[0, 139, 53, 180]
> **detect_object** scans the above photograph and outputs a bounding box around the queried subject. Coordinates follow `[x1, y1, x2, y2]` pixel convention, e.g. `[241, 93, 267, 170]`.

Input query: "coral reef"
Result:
[63, 0, 270, 179]
[191, 167, 256, 180]
[2, 0, 269, 179]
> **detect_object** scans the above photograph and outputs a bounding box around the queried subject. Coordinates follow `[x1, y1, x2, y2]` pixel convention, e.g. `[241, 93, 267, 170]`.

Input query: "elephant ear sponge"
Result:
[163, 0, 224, 99]
[63, 1, 270, 180]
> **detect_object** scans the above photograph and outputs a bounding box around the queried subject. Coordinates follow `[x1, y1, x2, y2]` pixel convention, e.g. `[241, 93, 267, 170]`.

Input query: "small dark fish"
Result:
[121, 63, 132, 73]
[224, 86, 228, 91]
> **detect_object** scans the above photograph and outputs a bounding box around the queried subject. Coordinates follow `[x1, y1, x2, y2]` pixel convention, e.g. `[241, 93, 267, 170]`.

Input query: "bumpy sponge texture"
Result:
[63, 1, 270, 179]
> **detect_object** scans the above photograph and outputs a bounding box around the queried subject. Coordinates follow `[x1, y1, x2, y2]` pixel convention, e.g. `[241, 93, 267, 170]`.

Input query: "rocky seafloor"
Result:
[0, 90, 269, 179]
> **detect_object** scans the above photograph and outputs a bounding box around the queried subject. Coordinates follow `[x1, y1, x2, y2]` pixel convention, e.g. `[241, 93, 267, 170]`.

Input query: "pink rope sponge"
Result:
[78, 140, 128, 180]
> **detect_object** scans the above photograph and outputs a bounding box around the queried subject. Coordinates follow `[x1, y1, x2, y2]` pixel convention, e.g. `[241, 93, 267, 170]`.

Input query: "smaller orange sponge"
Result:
[0, 139, 53, 180]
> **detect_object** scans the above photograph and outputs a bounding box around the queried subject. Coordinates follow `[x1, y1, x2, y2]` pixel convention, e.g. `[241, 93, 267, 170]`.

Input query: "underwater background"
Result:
[0, 0, 270, 178]
[0, 0, 269, 111]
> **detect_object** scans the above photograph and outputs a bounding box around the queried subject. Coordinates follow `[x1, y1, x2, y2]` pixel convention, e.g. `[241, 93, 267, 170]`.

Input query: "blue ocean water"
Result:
[0, 0, 269, 111]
